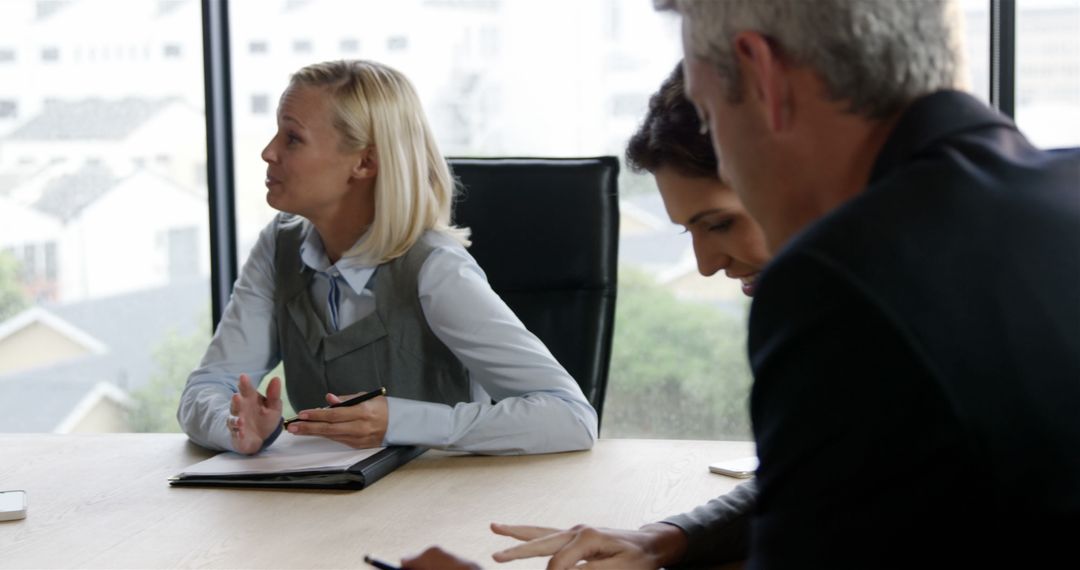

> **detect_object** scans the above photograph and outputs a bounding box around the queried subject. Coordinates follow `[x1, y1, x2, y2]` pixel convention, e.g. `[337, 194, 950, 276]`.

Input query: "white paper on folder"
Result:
[178, 432, 384, 477]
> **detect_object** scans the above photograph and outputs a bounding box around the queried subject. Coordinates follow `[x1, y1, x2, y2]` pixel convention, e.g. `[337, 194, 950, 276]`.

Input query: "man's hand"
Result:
[227, 374, 283, 455]
[490, 522, 688, 570]
[285, 390, 388, 448]
[401, 546, 482, 570]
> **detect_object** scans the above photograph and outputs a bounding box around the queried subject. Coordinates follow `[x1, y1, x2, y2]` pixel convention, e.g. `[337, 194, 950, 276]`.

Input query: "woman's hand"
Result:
[227, 374, 284, 455]
[490, 522, 688, 570]
[285, 390, 388, 448]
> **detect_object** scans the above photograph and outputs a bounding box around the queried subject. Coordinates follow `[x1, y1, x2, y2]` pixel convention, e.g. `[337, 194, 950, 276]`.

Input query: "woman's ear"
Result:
[351, 146, 378, 179]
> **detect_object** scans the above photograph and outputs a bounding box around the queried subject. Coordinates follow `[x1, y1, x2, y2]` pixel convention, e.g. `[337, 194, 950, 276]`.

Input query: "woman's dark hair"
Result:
[625, 63, 718, 179]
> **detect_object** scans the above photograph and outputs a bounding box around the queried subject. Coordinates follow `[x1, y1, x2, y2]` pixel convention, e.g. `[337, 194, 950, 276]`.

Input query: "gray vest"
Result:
[273, 217, 471, 411]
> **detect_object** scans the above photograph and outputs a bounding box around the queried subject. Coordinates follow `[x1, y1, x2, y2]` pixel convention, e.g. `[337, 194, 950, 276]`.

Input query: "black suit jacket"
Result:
[747, 91, 1080, 568]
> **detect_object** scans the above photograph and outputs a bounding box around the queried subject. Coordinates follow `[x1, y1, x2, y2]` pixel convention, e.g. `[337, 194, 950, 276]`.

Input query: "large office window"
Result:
[0, 0, 210, 434]
[1, 0, 1071, 438]
[1015, 0, 1080, 148]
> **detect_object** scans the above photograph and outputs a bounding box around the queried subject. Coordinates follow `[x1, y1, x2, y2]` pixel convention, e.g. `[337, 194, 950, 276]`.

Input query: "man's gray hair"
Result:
[656, 0, 967, 118]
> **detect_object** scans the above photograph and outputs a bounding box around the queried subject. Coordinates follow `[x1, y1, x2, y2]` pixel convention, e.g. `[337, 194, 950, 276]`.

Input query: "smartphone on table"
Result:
[708, 456, 759, 479]
[0, 490, 27, 522]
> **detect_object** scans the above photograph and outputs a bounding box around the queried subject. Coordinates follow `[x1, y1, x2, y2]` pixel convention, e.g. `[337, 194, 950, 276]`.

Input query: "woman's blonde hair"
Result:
[290, 60, 469, 263]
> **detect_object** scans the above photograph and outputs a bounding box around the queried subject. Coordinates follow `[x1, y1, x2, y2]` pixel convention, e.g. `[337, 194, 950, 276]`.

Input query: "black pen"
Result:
[282, 386, 387, 428]
[363, 554, 402, 570]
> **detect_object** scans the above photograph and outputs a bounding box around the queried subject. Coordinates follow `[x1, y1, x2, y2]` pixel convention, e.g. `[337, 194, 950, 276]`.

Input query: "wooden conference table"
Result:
[0, 435, 753, 569]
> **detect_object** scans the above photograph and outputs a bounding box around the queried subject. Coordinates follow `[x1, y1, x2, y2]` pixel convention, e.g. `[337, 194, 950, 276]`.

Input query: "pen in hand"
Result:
[282, 386, 386, 428]
[364, 554, 402, 570]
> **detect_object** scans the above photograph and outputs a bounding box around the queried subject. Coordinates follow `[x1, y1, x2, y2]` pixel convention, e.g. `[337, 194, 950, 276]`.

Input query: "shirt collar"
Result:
[297, 222, 377, 294]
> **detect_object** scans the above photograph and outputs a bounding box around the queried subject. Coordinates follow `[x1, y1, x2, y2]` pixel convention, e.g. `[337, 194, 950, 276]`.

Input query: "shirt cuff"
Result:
[661, 479, 757, 566]
[384, 396, 452, 447]
[205, 409, 234, 451]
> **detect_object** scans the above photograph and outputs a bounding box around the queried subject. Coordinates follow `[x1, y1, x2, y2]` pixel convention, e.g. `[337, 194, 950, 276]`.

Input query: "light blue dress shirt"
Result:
[177, 218, 598, 455]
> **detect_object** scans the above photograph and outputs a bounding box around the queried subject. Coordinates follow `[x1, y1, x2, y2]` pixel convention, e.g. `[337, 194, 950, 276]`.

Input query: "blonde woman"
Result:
[178, 60, 597, 456]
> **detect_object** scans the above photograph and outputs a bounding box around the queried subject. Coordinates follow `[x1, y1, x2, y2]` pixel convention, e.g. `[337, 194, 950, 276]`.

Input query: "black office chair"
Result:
[448, 157, 619, 425]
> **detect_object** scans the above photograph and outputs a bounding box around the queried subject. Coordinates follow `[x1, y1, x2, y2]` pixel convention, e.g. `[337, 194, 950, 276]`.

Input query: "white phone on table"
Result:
[708, 456, 759, 478]
[0, 490, 28, 522]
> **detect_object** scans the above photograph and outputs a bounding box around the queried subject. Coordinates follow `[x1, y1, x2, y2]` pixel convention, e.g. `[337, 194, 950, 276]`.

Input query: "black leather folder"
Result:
[168, 445, 426, 490]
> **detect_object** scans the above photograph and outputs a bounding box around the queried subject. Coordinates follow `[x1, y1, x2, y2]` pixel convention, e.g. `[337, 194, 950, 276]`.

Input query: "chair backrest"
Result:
[448, 157, 620, 424]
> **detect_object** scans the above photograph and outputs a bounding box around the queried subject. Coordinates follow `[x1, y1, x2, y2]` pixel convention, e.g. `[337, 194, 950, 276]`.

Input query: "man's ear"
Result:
[732, 31, 792, 133]
[352, 146, 378, 179]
